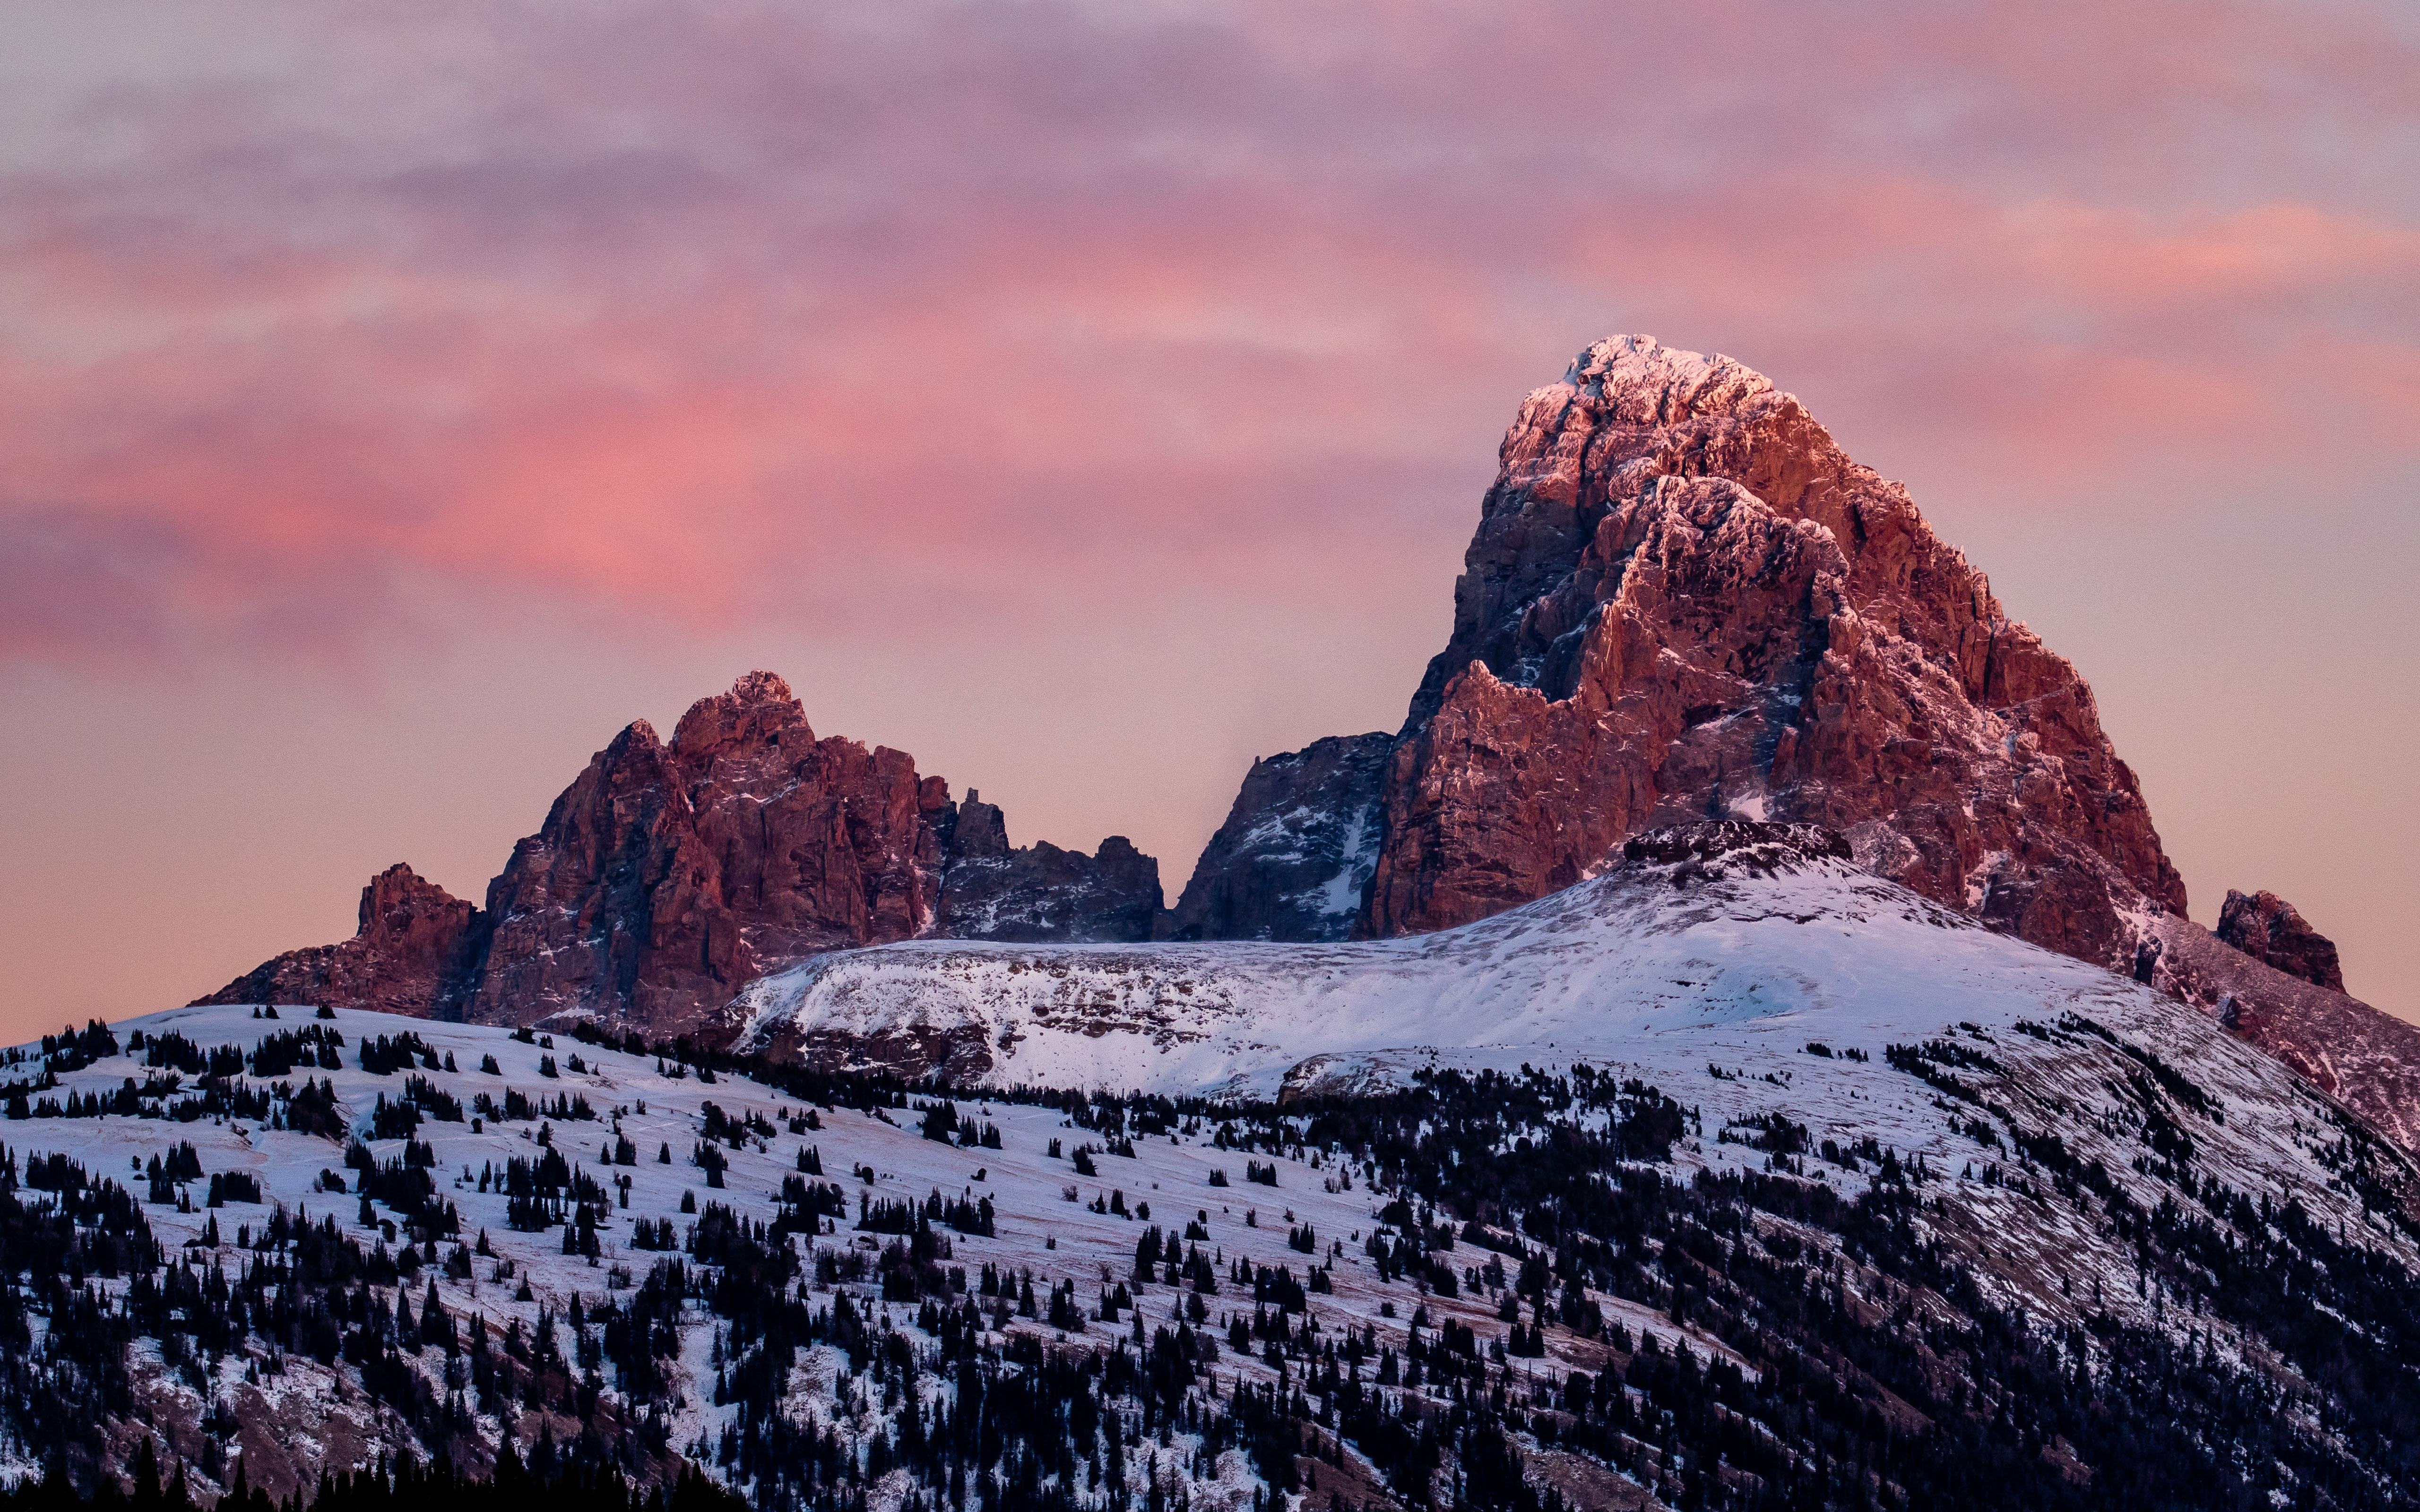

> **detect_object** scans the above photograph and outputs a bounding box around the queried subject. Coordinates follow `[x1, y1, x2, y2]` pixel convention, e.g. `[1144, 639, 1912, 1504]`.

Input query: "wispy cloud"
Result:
[1, 1, 2411, 667]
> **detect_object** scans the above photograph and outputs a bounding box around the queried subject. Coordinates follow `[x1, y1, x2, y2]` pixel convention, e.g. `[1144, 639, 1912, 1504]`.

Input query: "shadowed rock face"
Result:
[197, 674, 1160, 1038]
[194, 864, 484, 1018]
[1163, 732, 1392, 942]
[1358, 335, 2183, 973]
[2216, 890, 2345, 992]
[931, 791, 1164, 944]
[1618, 819, 1852, 873]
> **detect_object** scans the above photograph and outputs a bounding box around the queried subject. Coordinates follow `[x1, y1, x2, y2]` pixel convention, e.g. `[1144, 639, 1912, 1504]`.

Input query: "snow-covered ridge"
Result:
[711, 825, 2420, 1420]
[723, 816, 2420, 1235]
[729, 822, 2112, 1099]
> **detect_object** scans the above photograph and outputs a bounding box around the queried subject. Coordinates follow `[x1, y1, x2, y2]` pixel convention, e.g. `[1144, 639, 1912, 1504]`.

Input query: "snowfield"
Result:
[733, 828, 2286, 1123]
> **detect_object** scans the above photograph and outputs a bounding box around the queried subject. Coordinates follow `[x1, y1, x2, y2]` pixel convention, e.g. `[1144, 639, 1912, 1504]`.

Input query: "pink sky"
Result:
[1, 1, 2414, 1037]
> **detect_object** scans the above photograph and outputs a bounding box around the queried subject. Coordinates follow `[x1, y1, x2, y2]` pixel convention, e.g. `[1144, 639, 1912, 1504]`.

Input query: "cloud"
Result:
[0, 0, 2413, 668]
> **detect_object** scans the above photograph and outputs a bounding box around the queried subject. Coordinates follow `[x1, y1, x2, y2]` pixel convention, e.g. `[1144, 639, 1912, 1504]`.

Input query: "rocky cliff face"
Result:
[195, 864, 484, 1017]
[1162, 732, 1391, 941]
[1180, 339, 2183, 966]
[929, 790, 1164, 943]
[1363, 335, 2183, 967]
[2216, 889, 2345, 992]
[463, 671, 951, 1035]
[197, 672, 1162, 1038]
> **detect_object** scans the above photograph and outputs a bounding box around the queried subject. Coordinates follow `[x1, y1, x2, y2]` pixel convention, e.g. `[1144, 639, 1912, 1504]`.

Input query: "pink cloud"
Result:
[0, 0, 2412, 668]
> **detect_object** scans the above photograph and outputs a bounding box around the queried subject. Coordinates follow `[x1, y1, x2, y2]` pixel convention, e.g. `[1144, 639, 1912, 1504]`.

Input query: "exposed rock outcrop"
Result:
[195, 864, 484, 1018]
[931, 791, 1164, 943]
[198, 672, 1161, 1039]
[943, 790, 1010, 859]
[1163, 733, 1391, 941]
[464, 672, 951, 1036]
[1617, 818, 1854, 873]
[1360, 335, 2183, 969]
[2216, 889, 2345, 992]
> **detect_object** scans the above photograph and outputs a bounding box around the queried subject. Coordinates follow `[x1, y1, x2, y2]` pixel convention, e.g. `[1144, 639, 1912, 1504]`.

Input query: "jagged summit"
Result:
[728, 667, 798, 705]
[2218, 888, 2344, 992]
[1181, 334, 2187, 962]
[1557, 334, 1775, 416]
[196, 671, 1164, 1036]
[1371, 333, 2184, 959]
[195, 863, 482, 1019]
[669, 668, 811, 756]
[1185, 336, 2185, 970]
[1183, 337, 2183, 949]
[1162, 732, 1392, 942]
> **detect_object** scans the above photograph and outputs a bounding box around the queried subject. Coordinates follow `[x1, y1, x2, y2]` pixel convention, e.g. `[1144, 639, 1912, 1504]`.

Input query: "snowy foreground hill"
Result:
[0, 1000, 1468, 1505]
[7, 824, 2420, 1510]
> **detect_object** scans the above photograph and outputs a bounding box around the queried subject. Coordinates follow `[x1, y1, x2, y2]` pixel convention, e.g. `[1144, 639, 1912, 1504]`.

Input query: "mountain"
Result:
[196, 673, 1164, 1039]
[30, 824, 2420, 1506]
[1369, 336, 2180, 959]
[1162, 734, 1392, 942]
[87, 335, 2420, 1508]
[2140, 904, 2420, 1150]
[1187, 335, 2177, 962]
[1172, 336, 2420, 1145]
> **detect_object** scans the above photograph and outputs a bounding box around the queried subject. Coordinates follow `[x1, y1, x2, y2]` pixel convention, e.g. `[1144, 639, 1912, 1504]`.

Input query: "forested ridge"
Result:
[0, 1013, 2414, 1512]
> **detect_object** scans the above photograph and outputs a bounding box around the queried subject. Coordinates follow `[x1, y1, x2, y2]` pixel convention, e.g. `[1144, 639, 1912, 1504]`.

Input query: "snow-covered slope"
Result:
[0, 1005, 1418, 1500]
[734, 825, 2186, 1099]
[726, 817, 2420, 1258]
[726, 822, 2420, 1296]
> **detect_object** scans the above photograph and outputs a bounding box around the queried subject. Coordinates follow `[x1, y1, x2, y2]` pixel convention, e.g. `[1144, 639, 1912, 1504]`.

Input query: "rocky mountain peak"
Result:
[199, 674, 1165, 1037]
[669, 669, 812, 759]
[1173, 340, 2187, 971]
[195, 862, 484, 1019]
[1164, 336, 2420, 1143]
[606, 716, 662, 755]
[950, 789, 1010, 858]
[1362, 335, 2184, 967]
[1164, 732, 1392, 942]
[1560, 334, 1775, 421]
[929, 804, 1165, 944]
